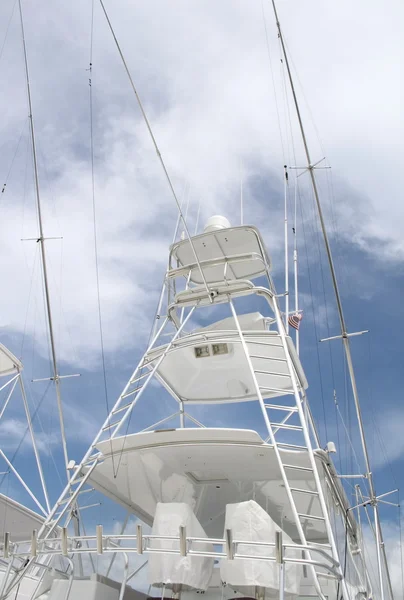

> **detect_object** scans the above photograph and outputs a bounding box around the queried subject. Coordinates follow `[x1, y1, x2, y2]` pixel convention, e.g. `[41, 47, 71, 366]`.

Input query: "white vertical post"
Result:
[179, 526, 187, 557]
[374, 504, 385, 600]
[284, 166, 289, 333]
[179, 401, 185, 428]
[137, 524, 143, 554]
[61, 527, 68, 556]
[31, 529, 38, 557]
[3, 532, 10, 558]
[225, 528, 234, 560]
[240, 160, 244, 225]
[96, 524, 103, 554]
[276, 530, 284, 600]
[293, 179, 299, 355]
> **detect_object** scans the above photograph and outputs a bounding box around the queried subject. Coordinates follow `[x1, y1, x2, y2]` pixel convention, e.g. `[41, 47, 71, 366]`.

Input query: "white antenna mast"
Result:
[240, 159, 244, 225]
[284, 165, 289, 333]
[293, 177, 299, 354]
[270, 1, 394, 598]
[18, 0, 70, 483]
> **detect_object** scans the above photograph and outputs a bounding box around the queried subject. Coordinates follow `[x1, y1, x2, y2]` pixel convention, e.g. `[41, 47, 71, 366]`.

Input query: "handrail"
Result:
[3, 530, 341, 582]
[166, 251, 266, 280]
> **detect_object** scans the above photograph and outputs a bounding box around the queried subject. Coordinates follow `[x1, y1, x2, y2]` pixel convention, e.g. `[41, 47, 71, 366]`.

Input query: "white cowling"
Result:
[220, 500, 301, 599]
[148, 502, 214, 591]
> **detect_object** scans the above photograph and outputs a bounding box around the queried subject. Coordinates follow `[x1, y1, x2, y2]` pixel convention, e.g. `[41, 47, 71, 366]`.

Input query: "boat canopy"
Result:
[169, 225, 271, 284]
[86, 428, 329, 543]
[0, 493, 46, 543]
[0, 343, 22, 377]
[144, 314, 308, 403]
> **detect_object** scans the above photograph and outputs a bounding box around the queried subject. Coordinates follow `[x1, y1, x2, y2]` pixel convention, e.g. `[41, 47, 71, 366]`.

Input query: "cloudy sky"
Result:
[0, 0, 403, 594]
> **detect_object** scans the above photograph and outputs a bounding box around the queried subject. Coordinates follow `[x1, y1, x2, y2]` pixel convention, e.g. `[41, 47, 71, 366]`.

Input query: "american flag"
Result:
[288, 313, 303, 330]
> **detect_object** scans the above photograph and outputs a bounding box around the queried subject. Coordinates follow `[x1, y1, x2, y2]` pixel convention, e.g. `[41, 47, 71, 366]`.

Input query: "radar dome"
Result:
[204, 215, 231, 233]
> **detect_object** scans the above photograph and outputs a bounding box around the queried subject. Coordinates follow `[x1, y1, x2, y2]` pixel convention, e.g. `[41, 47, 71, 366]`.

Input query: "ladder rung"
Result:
[265, 404, 298, 412]
[102, 420, 121, 431]
[255, 370, 291, 379]
[260, 386, 294, 395]
[298, 513, 325, 522]
[283, 464, 313, 472]
[129, 370, 151, 385]
[112, 401, 135, 415]
[278, 442, 307, 450]
[290, 487, 319, 496]
[57, 487, 94, 506]
[272, 422, 303, 431]
[250, 354, 288, 363]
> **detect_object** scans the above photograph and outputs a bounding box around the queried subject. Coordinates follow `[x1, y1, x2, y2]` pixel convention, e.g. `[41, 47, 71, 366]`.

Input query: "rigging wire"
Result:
[88, 0, 116, 477]
[97, 0, 212, 300]
[1, 118, 27, 196]
[0, 0, 17, 64]
[0, 381, 51, 491]
[260, 0, 286, 163]
[298, 185, 328, 443]
[399, 494, 404, 597]
[275, 24, 334, 444]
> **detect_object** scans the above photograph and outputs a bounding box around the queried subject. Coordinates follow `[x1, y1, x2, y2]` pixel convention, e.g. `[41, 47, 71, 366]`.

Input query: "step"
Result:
[283, 464, 313, 472]
[272, 422, 303, 431]
[290, 487, 319, 496]
[254, 369, 291, 379]
[250, 354, 288, 363]
[277, 442, 307, 450]
[101, 419, 121, 432]
[111, 401, 135, 416]
[298, 513, 325, 522]
[265, 404, 298, 412]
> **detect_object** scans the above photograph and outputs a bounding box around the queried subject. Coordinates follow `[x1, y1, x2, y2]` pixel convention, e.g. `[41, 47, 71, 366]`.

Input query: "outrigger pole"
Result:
[18, 0, 71, 483]
[269, 1, 394, 598]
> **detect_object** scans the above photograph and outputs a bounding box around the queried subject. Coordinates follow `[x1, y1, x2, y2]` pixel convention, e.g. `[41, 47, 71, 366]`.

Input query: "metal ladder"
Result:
[228, 296, 348, 600]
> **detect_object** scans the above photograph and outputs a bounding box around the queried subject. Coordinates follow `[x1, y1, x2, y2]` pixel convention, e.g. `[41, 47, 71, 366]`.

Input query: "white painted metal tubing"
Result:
[96, 525, 103, 554]
[0, 450, 47, 517]
[63, 557, 74, 600]
[18, 0, 71, 485]
[0, 376, 19, 420]
[225, 529, 234, 560]
[179, 526, 187, 556]
[118, 552, 129, 600]
[229, 298, 326, 600]
[141, 411, 180, 432]
[19, 376, 51, 513]
[61, 528, 68, 556]
[31, 530, 38, 557]
[0, 373, 19, 395]
[137, 524, 143, 555]
[85, 317, 169, 451]
[126, 559, 148, 584]
[284, 165, 289, 335]
[3, 533, 10, 558]
[0, 557, 13, 598]
[112, 307, 195, 439]
[271, 296, 348, 595]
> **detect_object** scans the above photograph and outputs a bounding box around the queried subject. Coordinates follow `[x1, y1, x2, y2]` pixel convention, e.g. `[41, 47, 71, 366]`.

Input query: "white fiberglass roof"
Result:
[87, 428, 328, 543]
[145, 321, 308, 403]
[0, 343, 22, 377]
[169, 226, 270, 284]
[0, 493, 45, 543]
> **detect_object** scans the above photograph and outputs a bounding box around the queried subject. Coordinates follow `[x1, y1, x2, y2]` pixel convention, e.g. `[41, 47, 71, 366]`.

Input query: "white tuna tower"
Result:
[1, 216, 371, 600]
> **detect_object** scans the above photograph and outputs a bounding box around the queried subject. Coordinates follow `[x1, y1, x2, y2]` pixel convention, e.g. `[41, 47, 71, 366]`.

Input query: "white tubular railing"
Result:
[2, 528, 342, 582]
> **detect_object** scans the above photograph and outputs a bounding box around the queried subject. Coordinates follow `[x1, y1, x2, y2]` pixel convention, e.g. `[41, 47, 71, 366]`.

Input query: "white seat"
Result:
[148, 502, 214, 591]
[220, 500, 301, 599]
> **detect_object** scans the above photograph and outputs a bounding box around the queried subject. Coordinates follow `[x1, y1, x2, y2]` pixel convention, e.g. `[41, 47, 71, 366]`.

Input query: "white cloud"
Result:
[0, 0, 402, 367]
